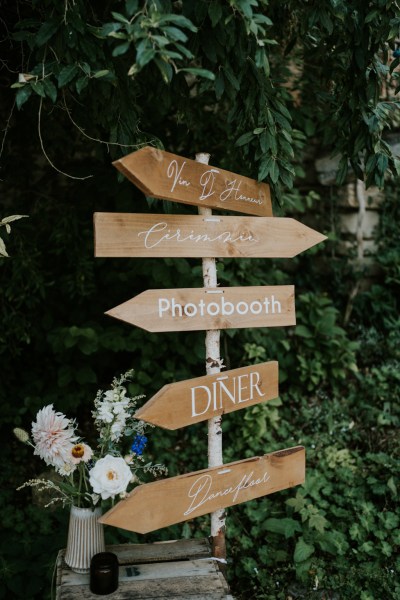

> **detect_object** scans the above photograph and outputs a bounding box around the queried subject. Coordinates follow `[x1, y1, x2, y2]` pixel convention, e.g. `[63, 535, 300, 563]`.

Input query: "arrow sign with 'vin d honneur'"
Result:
[113, 146, 272, 217]
[135, 361, 279, 430]
[106, 286, 295, 333]
[99, 446, 305, 534]
[94, 213, 326, 258]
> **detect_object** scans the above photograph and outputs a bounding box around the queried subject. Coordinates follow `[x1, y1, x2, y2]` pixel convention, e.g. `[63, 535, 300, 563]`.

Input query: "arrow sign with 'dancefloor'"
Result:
[106, 286, 295, 332]
[99, 446, 305, 533]
[94, 213, 326, 258]
[135, 361, 279, 429]
[113, 146, 272, 217]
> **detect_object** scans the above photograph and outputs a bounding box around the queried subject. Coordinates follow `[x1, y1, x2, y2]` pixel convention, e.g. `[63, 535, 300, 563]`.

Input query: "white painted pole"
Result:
[195, 152, 226, 561]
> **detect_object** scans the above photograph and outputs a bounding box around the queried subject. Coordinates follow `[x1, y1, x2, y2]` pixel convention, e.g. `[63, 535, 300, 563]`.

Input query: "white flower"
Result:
[89, 455, 132, 500]
[57, 462, 77, 476]
[96, 401, 114, 423]
[31, 405, 77, 469]
[110, 418, 126, 441]
[69, 443, 94, 465]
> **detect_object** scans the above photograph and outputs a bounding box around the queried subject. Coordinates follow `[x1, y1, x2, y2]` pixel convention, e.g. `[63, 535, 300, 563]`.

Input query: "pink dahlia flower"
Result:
[31, 404, 77, 470]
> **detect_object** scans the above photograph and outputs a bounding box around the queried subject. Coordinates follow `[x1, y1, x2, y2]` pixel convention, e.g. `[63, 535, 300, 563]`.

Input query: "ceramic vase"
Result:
[64, 505, 105, 573]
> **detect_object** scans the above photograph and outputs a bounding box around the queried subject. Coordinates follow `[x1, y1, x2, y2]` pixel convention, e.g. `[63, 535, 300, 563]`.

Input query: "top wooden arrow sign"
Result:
[113, 146, 272, 217]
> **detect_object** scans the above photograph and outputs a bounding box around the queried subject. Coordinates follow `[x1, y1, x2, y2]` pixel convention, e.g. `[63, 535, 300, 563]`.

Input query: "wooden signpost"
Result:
[94, 213, 326, 258]
[134, 361, 279, 429]
[105, 286, 295, 332]
[93, 145, 326, 567]
[99, 446, 305, 534]
[113, 146, 272, 217]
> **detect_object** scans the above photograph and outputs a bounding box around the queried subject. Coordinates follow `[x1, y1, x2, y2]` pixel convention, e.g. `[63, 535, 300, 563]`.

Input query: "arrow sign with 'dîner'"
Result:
[106, 286, 295, 332]
[99, 446, 305, 533]
[113, 146, 272, 217]
[135, 361, 279, 429]
[94, 213, 326, 258]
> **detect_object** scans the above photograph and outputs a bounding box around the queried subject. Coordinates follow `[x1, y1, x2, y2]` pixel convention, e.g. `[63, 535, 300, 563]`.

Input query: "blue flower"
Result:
[131, 434, 147, 456]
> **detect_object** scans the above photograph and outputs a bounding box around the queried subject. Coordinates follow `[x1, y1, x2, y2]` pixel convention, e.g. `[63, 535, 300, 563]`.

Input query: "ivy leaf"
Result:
[111, 11, 130, 24]
[31, 81, 46, 98]
[295, 325, 313, 338]
[162, 26, 188, 42]
[58, 65, 79, 87]
[43, 78, 57, 102]
[125, 0, 139, 17]
[294, 537, 315, 562]
[235, 131, 255, 147]
[180, 67, 215, 81]
[308, 512, 328, 533]
[157, 14, 197, 33]
[76, 76, 89, 94]
[209, 1, 223, 27]
[35, 18, 59, 46]
[16, 86, 33, 110]
[264, 517, 302, 538]
[112, 42, 131, 57]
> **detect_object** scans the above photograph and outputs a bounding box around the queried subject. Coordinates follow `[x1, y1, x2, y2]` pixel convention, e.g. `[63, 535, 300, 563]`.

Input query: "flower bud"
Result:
[13, 428, 30, 443]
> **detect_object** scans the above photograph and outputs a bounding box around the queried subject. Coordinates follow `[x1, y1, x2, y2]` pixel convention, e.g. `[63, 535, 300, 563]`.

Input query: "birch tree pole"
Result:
[195, 152, 226, 561]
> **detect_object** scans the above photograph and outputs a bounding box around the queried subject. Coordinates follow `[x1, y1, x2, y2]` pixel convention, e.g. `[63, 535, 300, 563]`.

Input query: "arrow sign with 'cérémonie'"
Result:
[113, 146, 272, 217]
[94, 213, 326, 258]
[106, 286, 295, 333]
[99, 446, 305, 534]
[135, 361, 279, 429]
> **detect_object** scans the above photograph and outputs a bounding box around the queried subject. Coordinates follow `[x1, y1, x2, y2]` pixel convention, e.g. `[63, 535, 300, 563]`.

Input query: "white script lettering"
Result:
[199, 168, 220, 200]
[138, 222, 257, 249]
[167, 160, 191, 193]
[184, 470, 271, 516]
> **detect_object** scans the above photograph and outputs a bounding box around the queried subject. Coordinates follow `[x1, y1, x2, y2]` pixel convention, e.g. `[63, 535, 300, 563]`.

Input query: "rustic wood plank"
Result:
[94, 213, 326, 258]
[56, 555, 232, 599]
[100, 447, 305, 533]
[58, 575, 229, 599]
[106, 286, 295, 333]
[134, 361, 279, 429]
[109, 539, 212, 564]
[56, 541, 235, 599]
[113, 146, 272, 217]
[61, 559, 218, 586]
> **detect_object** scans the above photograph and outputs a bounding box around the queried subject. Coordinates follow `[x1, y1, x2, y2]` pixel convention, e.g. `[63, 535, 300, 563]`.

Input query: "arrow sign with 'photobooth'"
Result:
[105, 286, 295, 333]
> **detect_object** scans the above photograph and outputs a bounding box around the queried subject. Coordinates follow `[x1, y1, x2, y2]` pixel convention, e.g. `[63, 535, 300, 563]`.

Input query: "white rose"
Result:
[89, 455, 132, 500]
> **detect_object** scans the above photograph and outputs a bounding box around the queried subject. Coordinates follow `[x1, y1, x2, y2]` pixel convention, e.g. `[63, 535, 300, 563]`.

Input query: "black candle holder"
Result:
[90, 552, 119, 595]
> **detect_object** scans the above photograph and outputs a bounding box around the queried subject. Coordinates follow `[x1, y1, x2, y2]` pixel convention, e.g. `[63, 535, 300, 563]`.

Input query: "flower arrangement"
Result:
[14, 370, 167, 509]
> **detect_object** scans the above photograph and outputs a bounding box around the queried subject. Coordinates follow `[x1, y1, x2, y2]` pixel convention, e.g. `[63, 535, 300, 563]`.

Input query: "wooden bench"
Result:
[55, 539, 234, 599]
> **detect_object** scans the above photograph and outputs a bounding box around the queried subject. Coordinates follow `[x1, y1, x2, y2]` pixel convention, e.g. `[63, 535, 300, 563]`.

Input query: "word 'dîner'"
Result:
[190, 370, 265, 417]
[158, 295, 282, 318]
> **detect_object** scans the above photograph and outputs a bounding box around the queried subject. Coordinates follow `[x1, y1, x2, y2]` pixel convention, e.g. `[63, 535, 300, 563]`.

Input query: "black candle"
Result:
[90, 552, 119, 595]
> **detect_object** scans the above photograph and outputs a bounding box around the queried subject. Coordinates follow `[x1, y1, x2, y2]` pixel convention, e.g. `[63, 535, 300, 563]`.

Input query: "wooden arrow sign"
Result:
[113, 146, 272, 217]
[94, 213, 326, 258]
[135, 361, 279, 429]
[106, 286, 295, 332]
[99, 446, 305, 533]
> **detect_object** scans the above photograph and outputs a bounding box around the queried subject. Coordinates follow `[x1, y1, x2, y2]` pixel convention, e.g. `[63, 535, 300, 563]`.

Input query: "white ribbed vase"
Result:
[64, 505, 105, 573]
